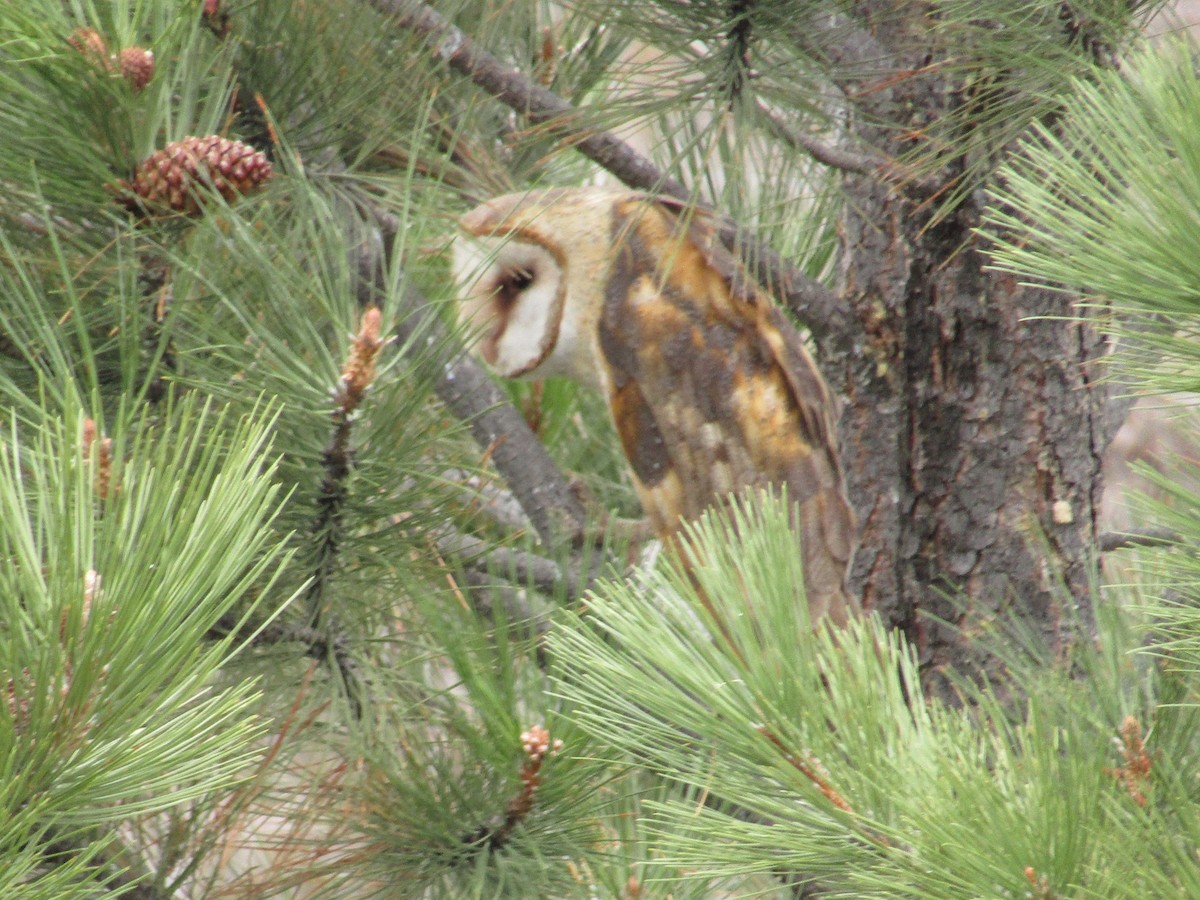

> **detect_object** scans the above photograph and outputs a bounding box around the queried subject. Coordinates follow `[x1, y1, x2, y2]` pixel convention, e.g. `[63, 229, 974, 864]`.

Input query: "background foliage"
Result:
[1, 0, 1198, 897]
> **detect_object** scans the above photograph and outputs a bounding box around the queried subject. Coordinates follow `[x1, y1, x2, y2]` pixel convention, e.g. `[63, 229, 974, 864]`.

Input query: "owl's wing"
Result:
[599, 196, 857, 622]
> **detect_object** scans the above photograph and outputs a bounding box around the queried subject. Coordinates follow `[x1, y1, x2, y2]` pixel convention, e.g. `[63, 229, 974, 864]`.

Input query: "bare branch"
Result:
[374, 0, 689, 200]
[456, 569, 554, 644]
[1099, 527, 1181, 553]
[370, 0, 845, 341]
[351, 208, 588, 547]
[398, 289, 589, 546]
[438, 468, 534, 534]
[436, 528, 571, 598]
[136, 251, 174, 404]
[755, 100, 941, 195]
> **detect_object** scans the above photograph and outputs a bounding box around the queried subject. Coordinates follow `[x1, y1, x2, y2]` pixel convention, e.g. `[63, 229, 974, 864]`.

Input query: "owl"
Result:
[452, 187, 857, 627]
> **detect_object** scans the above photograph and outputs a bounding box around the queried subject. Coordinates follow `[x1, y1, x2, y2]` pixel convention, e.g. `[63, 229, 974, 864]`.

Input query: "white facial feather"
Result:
[452, 234, 604, 390]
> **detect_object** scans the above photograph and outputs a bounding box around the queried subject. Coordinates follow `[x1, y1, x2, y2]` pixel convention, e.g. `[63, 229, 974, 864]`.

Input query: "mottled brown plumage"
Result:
[453, 187, 857, 626]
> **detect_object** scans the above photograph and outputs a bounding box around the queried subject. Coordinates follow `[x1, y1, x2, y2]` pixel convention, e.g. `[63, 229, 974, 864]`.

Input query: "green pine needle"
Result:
[552, 488, 1200, 896]
[1, 394, 299, 839]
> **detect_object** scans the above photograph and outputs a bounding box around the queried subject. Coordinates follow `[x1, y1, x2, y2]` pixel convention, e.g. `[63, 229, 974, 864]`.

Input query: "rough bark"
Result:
[825, 5, 1116, 695]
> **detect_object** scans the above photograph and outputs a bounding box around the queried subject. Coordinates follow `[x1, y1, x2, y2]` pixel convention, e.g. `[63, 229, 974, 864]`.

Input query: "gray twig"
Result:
[754, 99, 941, 196]
[1099, 527, 1181, 553]
[375, 0, 688, 199]
[435, 528, 571, 598]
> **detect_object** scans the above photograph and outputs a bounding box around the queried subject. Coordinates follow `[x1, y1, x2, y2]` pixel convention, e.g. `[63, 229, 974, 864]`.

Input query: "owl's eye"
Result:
[496, 267, 534, 308]
[507, 267, 534, 291]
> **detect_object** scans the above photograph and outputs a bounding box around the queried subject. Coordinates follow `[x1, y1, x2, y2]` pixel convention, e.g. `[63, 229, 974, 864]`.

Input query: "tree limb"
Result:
[1099, 527, 1181, 553]
[455, 569, 554, 647]
[374, 0, 689, 200]
[395, 285, 589, 545]
[435, 527, 572, 598]
[437, 468, 534, 533]
[755, 99, 941, 196]
[370, 0, 845, 341]
[362, 209, 588, 546]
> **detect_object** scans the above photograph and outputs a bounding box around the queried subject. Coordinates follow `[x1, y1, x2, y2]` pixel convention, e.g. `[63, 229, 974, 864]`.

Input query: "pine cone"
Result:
[203, 0, 231, 38]
[68, 27, 112, 70]
[123, 135, 273, 217]
[118, 47, 155, 91]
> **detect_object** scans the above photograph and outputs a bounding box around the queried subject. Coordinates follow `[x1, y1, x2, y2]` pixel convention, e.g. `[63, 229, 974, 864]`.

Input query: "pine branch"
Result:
[722, 0, 755, 107]
[459, 725, 562, 853]
[370, 0, 845, 342]
[366, 212, 589, 547]
[202, 0, 231, 40]
[136, 250, 174, 404]
[435, 527, 572, 599]
[206, 614, 361, 693]
[755, 99, 942, 195]
[261, 622, 358, 677]
[41, 827, 168, 900]
[1105, 714, 1152, 809]
[287, 307, 388, 716]
[1057, 1, 1120, 69]
[1098, 526, 1181, 553]
[305, 306, 387, 629]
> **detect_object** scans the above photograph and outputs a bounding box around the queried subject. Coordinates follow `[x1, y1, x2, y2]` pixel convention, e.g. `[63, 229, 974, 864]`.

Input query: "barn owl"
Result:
[452, 187, 857, 627]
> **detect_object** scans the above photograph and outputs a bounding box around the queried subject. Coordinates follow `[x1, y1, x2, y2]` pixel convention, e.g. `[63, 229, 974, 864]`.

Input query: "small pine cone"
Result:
[125, 135, 272, 217]
[203, 0, 231, 38]
[118, 47, 154, 91]
[5, 671, 30, 728]
[68, 27, 112, 70]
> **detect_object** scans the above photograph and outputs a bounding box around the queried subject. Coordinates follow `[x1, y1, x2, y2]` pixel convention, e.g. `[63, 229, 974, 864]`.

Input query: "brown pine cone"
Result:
[68, 27, 112, 70]
[118, 47, 155, 92]
[122, 135, 273, 217]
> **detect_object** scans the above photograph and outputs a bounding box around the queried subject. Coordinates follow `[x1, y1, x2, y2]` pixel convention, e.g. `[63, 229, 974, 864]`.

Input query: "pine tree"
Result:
[1, 1, 1197, 897]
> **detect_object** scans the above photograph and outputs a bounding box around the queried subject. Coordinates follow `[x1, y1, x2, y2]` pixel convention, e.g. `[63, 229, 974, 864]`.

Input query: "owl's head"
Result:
[452, 188, 625, 391]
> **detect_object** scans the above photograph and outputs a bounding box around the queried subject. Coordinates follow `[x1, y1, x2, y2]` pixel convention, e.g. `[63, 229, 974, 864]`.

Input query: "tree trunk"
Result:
[825, 9, 1117, 695]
